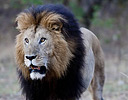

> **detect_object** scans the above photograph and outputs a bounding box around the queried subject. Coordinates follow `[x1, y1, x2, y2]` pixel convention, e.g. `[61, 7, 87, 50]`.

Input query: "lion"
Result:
[15, 4, 105, 100]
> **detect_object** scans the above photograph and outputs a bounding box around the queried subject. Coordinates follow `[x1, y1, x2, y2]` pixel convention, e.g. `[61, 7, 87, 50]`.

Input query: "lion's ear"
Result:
[40, 12, 66, 33]
[49, 22, 63, 32]
[15, 13, 35, 32]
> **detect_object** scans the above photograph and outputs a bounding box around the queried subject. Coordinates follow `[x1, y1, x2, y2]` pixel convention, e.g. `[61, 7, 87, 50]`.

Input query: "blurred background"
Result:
[0, 0, 128, 100]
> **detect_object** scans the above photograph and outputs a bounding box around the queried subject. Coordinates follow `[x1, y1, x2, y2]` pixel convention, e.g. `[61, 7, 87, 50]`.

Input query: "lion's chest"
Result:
[20, 68, 84, 100]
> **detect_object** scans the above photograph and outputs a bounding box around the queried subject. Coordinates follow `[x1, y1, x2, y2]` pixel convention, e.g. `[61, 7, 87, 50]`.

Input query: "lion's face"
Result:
[15, 12, 74, 80]
[23, 26, 54, 80]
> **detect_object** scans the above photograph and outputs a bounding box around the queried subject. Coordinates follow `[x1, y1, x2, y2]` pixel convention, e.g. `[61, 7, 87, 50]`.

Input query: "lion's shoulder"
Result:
[80, 27, 101, 53]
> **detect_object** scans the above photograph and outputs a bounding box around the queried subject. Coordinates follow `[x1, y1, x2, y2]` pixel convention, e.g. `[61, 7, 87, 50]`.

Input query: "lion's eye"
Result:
[39, 37, 46, 44]
[25, 38, 29, 43]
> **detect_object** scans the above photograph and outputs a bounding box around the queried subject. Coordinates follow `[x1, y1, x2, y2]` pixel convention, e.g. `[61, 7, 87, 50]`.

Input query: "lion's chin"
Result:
[30, 72, 46, 80]
[29, 65, 47, 80]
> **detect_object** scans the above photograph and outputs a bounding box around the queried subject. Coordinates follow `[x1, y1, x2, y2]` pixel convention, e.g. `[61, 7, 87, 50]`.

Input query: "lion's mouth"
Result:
[29, 64, 47, 75]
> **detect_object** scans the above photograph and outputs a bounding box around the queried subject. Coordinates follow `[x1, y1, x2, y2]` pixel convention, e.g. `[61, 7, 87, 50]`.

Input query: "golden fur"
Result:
[16, 12, 66, 32]
[15, 33, 30, 78]
[15, 12, 73, 79]
[15, 10, 105, 100]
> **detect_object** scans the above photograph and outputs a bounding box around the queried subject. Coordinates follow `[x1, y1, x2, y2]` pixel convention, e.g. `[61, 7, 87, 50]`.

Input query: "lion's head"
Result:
[15, 11, 75, 80]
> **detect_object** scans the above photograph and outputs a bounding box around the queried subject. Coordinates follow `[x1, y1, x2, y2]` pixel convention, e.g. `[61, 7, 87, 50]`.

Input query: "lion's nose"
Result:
[26, 55, 37, 60]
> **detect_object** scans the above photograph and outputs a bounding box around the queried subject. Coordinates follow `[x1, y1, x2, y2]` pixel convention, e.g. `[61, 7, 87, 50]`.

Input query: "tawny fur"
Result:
[16, 12, 73, 79]
[80, 28, 105, 100]
[15, 7, 105, 100]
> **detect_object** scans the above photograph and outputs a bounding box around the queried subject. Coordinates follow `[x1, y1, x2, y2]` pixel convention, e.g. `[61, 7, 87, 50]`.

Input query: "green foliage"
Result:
[21, 0, 43, 5]
[113, 34, 121, 41]
[104, 38, 111, 44]
[93, 5, 101, 11]
[69, 1, 84, 21]
[53, 0, 64, 4]
[10, 0, 43, 8]
[10, 0, 23, 8]
[92, 9, 115, 28]
[92, 18, 114, 28]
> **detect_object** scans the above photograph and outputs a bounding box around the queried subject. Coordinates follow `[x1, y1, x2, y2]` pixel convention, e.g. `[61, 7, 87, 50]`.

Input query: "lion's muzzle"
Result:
[29, 64, 47, 74]
[26, 55, 37, 61]
[25, 55, 48, 80]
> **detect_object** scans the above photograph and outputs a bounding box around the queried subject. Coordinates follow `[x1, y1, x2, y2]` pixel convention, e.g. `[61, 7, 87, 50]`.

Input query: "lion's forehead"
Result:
[36, 27, 51, 39]
[23, 27, 54, 55]
[24, 27, 49, 38]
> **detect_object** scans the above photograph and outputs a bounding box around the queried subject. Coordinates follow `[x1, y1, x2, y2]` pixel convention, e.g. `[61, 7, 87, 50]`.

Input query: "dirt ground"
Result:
[0, 41, 128, 100]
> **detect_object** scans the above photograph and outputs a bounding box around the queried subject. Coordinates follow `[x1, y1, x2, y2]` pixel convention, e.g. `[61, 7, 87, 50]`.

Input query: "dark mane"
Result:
[24, 4, 82, 39]
[18, 4, 85, 100]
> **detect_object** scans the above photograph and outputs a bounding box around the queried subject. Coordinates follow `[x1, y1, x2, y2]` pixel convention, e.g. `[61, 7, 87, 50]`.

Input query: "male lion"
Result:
[15, 4, 105, 100]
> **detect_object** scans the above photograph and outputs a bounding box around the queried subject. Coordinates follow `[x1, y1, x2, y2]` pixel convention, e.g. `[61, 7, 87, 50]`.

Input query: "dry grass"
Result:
[0, 40, 128, 100]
